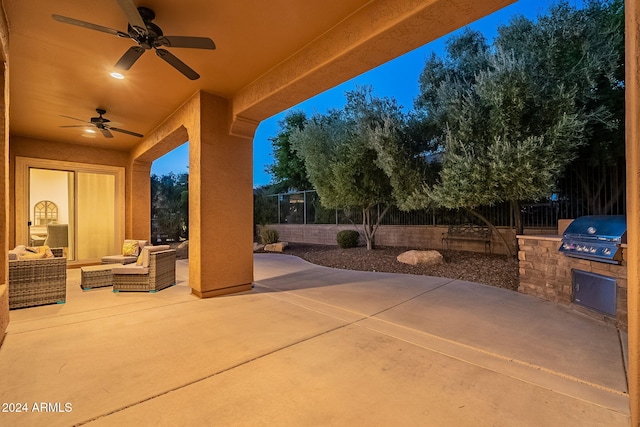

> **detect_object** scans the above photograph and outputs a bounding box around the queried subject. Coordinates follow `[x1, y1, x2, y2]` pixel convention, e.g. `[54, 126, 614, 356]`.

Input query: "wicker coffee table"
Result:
[80, 264, 119, 290]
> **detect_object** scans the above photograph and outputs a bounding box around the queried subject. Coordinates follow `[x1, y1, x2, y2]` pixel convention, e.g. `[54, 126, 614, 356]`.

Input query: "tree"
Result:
[414, 28, 490, 150]
[291, 86, 405, 249]
[495, 0, 625, 214]
[266, 111, 313, 192]
[377, 0, 621, 250]
[151, 172, 189, 242]
[437, 49, 584, 227]
[253, 184, 278, 228]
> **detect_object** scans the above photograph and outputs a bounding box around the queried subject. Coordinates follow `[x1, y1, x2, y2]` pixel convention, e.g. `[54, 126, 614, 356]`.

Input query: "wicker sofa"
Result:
[9, 247, 66, 309]
[112, 246, 176, 293]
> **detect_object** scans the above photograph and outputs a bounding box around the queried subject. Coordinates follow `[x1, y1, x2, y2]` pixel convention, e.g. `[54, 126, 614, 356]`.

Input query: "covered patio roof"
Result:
[3, 0, 515, 146]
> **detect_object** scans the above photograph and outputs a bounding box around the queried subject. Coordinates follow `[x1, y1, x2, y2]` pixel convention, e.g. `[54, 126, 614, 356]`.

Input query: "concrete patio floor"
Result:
[0, 253, 630, 426]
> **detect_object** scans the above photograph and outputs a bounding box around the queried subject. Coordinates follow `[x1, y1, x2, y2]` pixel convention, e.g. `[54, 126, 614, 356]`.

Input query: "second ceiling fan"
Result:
[60, 109, 143, 139]
[52, 0, 216, 80]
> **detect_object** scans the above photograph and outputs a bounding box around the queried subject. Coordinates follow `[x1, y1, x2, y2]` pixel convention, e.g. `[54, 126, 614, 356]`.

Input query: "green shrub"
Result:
[336, 230, 360, 248]
[258, 225, 279, 244]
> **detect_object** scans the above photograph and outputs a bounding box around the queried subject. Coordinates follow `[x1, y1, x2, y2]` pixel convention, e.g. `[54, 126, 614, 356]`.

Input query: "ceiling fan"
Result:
[52, 0, 216, 80]
[60, 108, 144, 138]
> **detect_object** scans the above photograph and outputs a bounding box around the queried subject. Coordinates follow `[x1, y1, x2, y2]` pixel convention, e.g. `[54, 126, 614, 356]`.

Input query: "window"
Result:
[34, 200, 58, 225]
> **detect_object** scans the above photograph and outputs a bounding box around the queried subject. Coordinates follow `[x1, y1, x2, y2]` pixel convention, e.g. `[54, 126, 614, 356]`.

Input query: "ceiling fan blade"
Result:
[115, 46, 146, 70]
[59, 125, 89, 128]
[52, 14, 129, 38]
[155, 48, 200, 80]
[115, 0, 146, 31]
[160, 36, 216, 50]
[60, 115, 89, 123]
[99, 128, 114, 138]
[109, 127, 144, 138]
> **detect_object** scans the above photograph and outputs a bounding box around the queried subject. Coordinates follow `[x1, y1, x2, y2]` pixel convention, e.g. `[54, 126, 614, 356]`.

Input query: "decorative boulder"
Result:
[253, 242, 265, 252]
[264, 242, 289, 253]
[397, 250, 443, 266]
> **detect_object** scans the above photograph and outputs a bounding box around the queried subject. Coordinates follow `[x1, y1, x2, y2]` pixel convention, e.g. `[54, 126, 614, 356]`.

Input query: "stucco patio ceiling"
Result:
[4, 0, 514, 151]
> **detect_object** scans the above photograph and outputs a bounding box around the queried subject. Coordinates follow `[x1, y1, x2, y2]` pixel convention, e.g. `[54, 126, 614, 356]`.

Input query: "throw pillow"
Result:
[39, 245, 54, 258]
[122, 240, 139, 256]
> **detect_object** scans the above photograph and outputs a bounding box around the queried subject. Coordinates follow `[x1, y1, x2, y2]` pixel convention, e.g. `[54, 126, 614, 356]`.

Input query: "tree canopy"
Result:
[379, 0, 623, 236]
[291, 86, 407, 249]
[266, 111, 313, 193]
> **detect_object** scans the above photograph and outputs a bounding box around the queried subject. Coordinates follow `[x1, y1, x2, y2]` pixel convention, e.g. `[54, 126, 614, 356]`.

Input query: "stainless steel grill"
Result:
[559, 215, 627, 264]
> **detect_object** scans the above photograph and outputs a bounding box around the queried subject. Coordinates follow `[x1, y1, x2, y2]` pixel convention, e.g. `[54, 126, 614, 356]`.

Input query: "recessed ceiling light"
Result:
[110, 72, 125, 79]
[85, 128, 96, 134]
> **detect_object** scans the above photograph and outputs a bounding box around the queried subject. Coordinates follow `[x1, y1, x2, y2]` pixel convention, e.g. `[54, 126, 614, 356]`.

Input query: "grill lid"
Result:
[562, 215, 627, 243]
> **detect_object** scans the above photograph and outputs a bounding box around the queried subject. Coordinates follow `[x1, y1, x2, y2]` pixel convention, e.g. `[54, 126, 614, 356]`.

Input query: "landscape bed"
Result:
[263, 243, 520, 291]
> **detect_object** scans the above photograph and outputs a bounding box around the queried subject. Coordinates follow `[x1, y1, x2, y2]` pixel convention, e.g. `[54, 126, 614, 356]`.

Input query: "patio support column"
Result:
[626, 0, 640, 424]
[0, 4, 8, 345]
[0, 64, 7, 343]
[189, 92, 255, 297]
[127, 159, 152, 241]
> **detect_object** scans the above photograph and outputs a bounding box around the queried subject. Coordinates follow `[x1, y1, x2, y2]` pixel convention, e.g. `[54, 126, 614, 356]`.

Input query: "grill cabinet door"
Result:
[572, 270, 616, 316]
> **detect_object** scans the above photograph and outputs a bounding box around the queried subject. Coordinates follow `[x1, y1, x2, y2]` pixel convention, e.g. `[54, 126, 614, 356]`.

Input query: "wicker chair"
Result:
[112, 246, 176, 293]
[9, 248, 67, 309]
[44, 223, 69, 248]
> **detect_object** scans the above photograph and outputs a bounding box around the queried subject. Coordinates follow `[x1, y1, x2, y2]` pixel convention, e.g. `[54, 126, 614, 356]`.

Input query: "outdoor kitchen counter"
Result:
[517, 234, 561, 242]
[518, 233, 628, 248]
[516, 234, 628, 330]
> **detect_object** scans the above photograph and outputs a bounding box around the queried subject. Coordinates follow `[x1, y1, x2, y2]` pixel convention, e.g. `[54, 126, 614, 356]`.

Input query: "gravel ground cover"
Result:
[267, 243, 520, 291]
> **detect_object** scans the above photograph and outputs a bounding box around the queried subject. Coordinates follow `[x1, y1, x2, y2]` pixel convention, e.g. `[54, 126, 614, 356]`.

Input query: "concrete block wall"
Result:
[269, 224, 519, 256]
[518, 235, 627, 330]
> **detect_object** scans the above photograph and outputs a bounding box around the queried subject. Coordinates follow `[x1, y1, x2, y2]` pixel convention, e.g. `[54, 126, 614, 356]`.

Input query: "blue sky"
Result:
[150, 0, 586, 186]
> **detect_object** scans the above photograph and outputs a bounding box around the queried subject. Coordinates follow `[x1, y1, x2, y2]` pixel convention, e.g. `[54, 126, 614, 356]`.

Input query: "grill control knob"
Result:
[603, 248, 612, 256]
[589, 247, 596, 253]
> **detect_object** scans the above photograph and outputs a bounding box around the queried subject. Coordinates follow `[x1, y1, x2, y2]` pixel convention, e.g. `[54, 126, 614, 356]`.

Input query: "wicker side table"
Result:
[80, 264, 119, 290]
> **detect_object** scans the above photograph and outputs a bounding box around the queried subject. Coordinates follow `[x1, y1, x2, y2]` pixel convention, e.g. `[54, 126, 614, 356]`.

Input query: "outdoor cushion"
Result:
[18, 245, 54, 259]
[101, 254, 138, 264]
[19, 251, 46, 260]
[111, 264, 150, 275]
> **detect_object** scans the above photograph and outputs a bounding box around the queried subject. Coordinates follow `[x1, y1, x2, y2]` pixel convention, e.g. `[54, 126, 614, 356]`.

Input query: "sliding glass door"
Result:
[16, 157, 125, 265]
